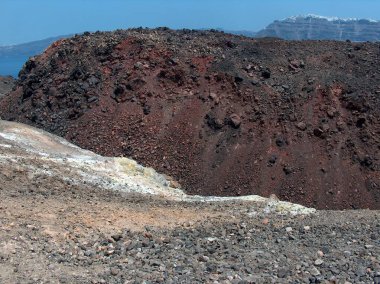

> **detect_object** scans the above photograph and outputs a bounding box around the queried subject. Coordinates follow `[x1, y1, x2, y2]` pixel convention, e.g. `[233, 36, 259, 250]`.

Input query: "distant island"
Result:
[255, 15, 380, 41]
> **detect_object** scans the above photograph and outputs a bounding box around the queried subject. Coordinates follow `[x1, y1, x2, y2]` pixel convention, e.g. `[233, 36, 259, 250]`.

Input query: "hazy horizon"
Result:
[2, 0, 380, 46]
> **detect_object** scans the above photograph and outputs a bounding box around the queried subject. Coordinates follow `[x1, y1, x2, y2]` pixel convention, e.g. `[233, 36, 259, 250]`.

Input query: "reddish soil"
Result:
[1, 29, 379, 209]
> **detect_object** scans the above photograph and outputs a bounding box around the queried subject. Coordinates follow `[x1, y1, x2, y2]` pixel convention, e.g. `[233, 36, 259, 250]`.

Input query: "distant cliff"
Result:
[256, 15, 380, 41]
[1, 16, 380, 77]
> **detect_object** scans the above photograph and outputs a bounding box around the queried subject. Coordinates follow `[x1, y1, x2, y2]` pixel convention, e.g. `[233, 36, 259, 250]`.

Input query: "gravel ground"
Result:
[1, 176, 379, 284]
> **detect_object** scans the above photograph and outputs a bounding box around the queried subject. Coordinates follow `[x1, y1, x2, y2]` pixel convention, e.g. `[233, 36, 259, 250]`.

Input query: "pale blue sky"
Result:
[1, 0, 380, 45]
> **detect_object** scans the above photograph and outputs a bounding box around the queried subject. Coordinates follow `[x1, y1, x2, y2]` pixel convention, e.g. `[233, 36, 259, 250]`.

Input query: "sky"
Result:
[1, 0, 380, 45]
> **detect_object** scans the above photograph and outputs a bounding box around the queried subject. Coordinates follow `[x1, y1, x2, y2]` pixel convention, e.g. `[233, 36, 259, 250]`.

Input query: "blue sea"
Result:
[0, 56, 29, 78]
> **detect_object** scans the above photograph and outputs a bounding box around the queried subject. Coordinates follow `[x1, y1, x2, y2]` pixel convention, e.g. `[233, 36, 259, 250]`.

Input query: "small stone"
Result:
[229, 113, 241, 128]
[144, 232, 152, 238]
[198, 255, 209, 262]
[134, 62, 143, 69]
[303, 226, 311, 231]
[296, 121, 307, 131]
[313, 128, 324, 137]
[243, 276, 261, 283]
[268, 155, 277, 164]
[209, 92, 219, 102]
[262, 218, 269, 225]
[365, 244, 374, 249]
[317, 250, 324, 257]
[336, 120, 345, 131]
[321, 246, 330, 255]
[182, 221, 194, 227]
[234, 76, 244, 83]
[149, 259, 163, 267]
[111, 234, 122, 241]
[275, 137, 287, 147]
[169, 179, 181, 189]
[356, 266, 366, 277]
[143, 105, 151, 115]
[310, 267, 321, 276]
[288, 234, 296, 240]
[314, 259, 324, 266]
[343, 250, 351, 256]
[84, 250, 94, 257]
[289, 59, 305, 69]
[327, 107, 336, 118]
[251, 79, 260, 85]
[283, 165, 293, 175]
[277, 268, 288, 278]
[87, 96, 98, 103]
[105, 250, 114, 256]
[321, 123, 330, 132]
[269, 194, 280, 202]
[262, 69, 271, 79]
[110, 267, 120, 276]
[285, 227, 293, 233]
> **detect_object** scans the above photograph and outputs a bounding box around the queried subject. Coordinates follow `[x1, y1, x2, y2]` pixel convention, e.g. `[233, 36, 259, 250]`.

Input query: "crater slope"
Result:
[0, 29, 379, 209]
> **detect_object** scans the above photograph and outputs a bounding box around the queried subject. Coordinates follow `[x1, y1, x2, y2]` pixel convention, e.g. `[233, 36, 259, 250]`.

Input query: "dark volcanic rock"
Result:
[0, 76, 15, 98]
[0, 28, 379, 209]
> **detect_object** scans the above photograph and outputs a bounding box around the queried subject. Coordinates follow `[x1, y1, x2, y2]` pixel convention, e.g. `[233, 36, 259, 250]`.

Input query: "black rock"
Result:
[276, 137, 287, 147]
[262, 69, 271, 79]
[283, 165, 293, 175]
[111, 234, 122, 242]
[268, 155, 277, 164]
